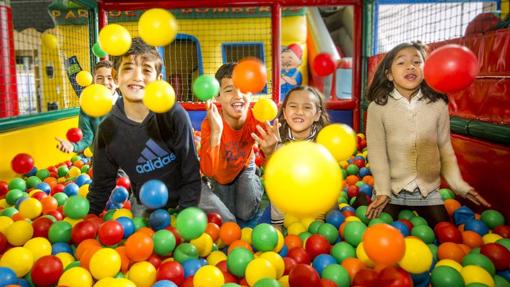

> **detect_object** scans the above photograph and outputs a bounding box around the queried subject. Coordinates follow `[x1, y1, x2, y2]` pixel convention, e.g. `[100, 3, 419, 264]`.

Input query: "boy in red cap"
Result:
[281, 43, 303, 99]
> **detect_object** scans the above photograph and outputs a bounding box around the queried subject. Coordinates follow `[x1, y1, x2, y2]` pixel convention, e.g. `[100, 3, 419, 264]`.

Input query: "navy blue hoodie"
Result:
[87, 98, 201, 214]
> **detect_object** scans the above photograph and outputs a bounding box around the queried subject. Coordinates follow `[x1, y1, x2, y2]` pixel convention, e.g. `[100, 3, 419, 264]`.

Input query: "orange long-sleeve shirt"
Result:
[200, 110, 260, 184]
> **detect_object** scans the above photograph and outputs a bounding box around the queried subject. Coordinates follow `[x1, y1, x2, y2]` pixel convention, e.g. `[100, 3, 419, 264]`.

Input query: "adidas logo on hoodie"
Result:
[136, 139, 176, 174]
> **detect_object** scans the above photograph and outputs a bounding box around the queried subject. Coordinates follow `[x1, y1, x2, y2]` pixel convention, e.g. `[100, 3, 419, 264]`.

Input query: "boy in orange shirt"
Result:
[199, 63, 264, 223]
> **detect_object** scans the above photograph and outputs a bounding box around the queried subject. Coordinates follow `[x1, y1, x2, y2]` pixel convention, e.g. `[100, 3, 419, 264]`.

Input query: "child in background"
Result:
[251, 85, 330, 228]
[56, 60, 119, 153]
[199, 63, 264, 223]
[364, 41, 490, 228]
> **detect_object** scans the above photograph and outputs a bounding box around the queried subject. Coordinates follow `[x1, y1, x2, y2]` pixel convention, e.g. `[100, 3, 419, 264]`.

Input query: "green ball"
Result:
[355, 206, 369, 224]
[398, 209, 415, 221]
[341, 169, 347, 179]
[496, 238, 510, 251]
[53, 192, 68, 206]
[428, 243, 438, 261]
[355, 181, 364, 188]
[338, 197, 348, 204]
[26, 176, 42, 189]
[299, 231, 312, 242]
[1, 206, 18, 217]
[331, 242, 356, 263]
[223, 284, 242, 287]
[64, 260, 81, 271]
[114, 272, 125, 278]
[322, 264, 350, 287]
[379, 212, 394, 224]
[80, 165, 90, 174]
[6, 189, 26, 205]
[192, 75, 220, 101]
[173, 242, 198, 263]
[175, 207, 207, 241]
[48, 221, 72, 243]
[494, 275, 510, 287]
[462, 253, 496, 275]
[8, 178, 26, 191]
[227, 247, 253, 277]
[480, 210, 505, 229]
[253, 278, 281, 287]
[132, 216, 147, 231]
[153, 229, 176, 256]
[346, 164, 359, 175]
[63, 195, 89, 219]
[252, 223, 278, 252]
[410, 216, 428, 227]
[92, 42, 107, 58]
[431, 266, 464, 287]
[36, 169, 50, 180]
[411, 225, 436, 244]
[470, 247, 481, 254]
[439, 188, 455, 200]
[318, 223, 339, 244]
[70, 155, 81, 163]
[368, 218, 386, 226]
[57, 166, 69, 177]
[466, 284, 490, 287]
[308, 220, 323, 234]
[343, 221, 366, 247]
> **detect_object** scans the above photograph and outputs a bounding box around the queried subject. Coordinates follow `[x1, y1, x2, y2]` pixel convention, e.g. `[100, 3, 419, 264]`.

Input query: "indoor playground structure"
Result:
[0, 0, 510, 286]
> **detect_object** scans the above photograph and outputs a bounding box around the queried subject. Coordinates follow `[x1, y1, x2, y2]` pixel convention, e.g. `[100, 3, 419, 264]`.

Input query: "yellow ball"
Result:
[113, 278, 137, 287]
[80, 84, 113, 117]
[127, 261, 156, 287]
[0, 216, 13, 233]
[252, 98, 278, 122]
[435, 259, 463, 272]
[482, 233, 503, 244]
[356, 242, 375, 267]
[69, 166, 82, 177]
[190, 233, 213, 257]
[63, 217, 83, 227]
[90, 248, 121, 280]
[300, 217, 315, 229]
[0, 247, 33, 277]
[79, 184, 90, 197]
[345, 216, 361, 223]
[264, 141, 342, 218]
[94, 277, 117, 287]
[76, 71, 93, 87]
[316, 123, 357, 162]
[398, 237, 433, 274]
[41, 33, 58, 49]
[84, 147, 93, 158]
[241, 227, 253, 244]
[461, 265, 495, 287]
[138, 9, 178, 47]
[287, 222, 306, 236]
[55, 252, 75, 268]
[58, 266, 93, 287]
[283, 214, 299, 228]
[5, 220, 33, 246]
[143, 80, 176, 113]
[245, 257, 276, 286]
[193, 265, 224, 287]
[279, 275, 290, 287]
[98, 24, 132, 56]
[207, 250, 227, 266]
[260, 251, 285, 278]
[112, 208, 133, 220]
[273, 229, 284, 253]
[0, 199, 8, 208]
[19, 198, 43, 219]
[24, 237, 52, 261]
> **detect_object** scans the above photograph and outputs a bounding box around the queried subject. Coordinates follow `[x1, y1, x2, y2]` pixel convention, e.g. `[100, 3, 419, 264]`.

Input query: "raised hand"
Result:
[206, 101, 223, 146]
[55, 137, 74, 153]
[251, 119, 281, 157]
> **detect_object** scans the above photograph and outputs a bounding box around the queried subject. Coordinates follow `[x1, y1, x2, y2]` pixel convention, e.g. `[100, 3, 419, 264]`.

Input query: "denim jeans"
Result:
[199, 160, 263, 222]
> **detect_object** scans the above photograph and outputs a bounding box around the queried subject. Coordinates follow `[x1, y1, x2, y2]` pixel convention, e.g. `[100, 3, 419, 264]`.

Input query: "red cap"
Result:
[287, 43, 302, 60]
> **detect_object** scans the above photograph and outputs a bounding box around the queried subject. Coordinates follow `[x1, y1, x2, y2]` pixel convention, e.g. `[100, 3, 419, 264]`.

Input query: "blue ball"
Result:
[391, 220, 411, 237]
[182, 259, 202, 278]
[340, 206, 355, 213]
[497, 269, 510, 282]
[36, 182, 51, 194]
[106, 201, 123, 210]
[453, 206, 475, 225]
[149, 209, 171, 230]
[312, 254, 337, 275]
[359, 184, 373, 197]
[110, 186, 129, 204]
[412, 272, 431, 287]
[74, 174, 91, 187]
[139, 180, 169, 209]
[63, 183, 79, 197]
[17, 278, 30, 287]
[0, 267, 17, 286]
[116, 216, 135, 239]
[464, 219, 489, 236]
[279, 244, 288, 257]
[15, 196, 29, 209]
[25, 167, 37, 177]
[51, 242, 73, 255]
[359, 167, 371, 178]
[325, 209, 345, 229]
[153, 280, 178, 287]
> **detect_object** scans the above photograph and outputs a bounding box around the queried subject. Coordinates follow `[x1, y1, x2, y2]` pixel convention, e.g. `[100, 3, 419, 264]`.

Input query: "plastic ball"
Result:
[289, 263, 321, 287]
[139, 179, 169, 209]
[192, 74, 220, 101]
[480, 210, 505, 229]
[227, 247, 254, 277]
[149, 209, 171, 230]
[232, 57, 267, 94]
[116, 217, 135, 239]
[252, 98, 278, 122]
[312, 53, 336, 76]
[79, 84, 113, 117]
[175, 207, 207, 241]
[48, 221, 72, 243]
[98, 220, 124, 246]
[76, 70, 93, 87]
[98, 24, 132, 56]
[5, 220, 33, 246]
[143, 80, 176, 113]
[63, 195, 89, 219]
[245, 257, 276, 286]
[462, 253, 496, 275]
[460, 265, 495, 286]
[41, 33, 58, 49]
[193, 265, 224, 287]
[153, 229, 176, 256]
[92, 42, 107, 57]
[264, 141, 342, 218]
[363, 223, 405, 265]
[465, 219, 490, 236]
[0, 266, 18, 286]
[0, 246, 34, 277]
[480, 243, 510, 271]
[317, 123, 357, 162]
[138, 8, 177, 46]
[128, 261, 157, 287]
[431, 266, 464, 287]
[58, 266, 93, 287]
[23, 237, 51, 261]
[252, 223, 278, 252]
[11, 153, 34, 174]
[399, 237, 433, 274]
[89, 248, 121, 279]
[19, 197, 43, 219]
[424, 44, 479, 93]
[125, 231, 154, 262]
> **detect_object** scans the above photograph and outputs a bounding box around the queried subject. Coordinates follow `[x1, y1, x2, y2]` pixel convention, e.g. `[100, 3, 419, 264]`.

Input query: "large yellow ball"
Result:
[5, 220, 33, 246]
[245, 257, 276, 286]
[58, 266, 93, 287]
[79, 84, 113, 117]
[0, 247, 33, 277]
[127, 261, 156, 287]
[76, 71, 93, 87]
[41, 33, 58, 50]
[264, 141, 342, 218]
[193, 265, 224, 287]
[398, 237, 433, 274]
[138, 8, 178, 47]
[316, 123, 357, 162]
[23, 237, 52, 261]
[99, 24, 132, 56]
[252, 98, 278, 122]
[460, 265, 495, 286]
[89, 248, 121, 280]
[19, 198, 42, 219]
[143, 80, 176, 113]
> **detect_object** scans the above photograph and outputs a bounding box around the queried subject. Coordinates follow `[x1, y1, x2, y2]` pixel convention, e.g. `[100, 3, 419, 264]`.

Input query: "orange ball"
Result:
[341, 258, 366, 280]
[115, 246, 131, 273]
[41, 196, 58, 213]
[125, 231, 154, 262]
[462, 230, 483, 248]
[362, 224, 405, 265]
[219, 222, 241, 245]
[284, 235, 303, 250]
[345, 175, 360, 186]
[76, 239, 101, 260]
[79, 245, 101, 269]
[362, 175, 374, 186]
[437, 242, 466, 263]
[444, 199, 461, 216]
[232, 57, 267, 94]
[205, 222, 220, 242]
[228, 239, 253, 254]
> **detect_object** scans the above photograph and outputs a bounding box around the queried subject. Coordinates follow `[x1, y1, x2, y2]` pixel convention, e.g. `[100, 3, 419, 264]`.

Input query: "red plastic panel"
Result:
[451, 134, 510, 219]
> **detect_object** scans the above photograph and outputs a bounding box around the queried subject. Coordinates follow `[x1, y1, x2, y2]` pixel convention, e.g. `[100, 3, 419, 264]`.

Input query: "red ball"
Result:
[0, 233, 9, 254]
[215, 260, 228, 273]
[147, 254, 162, 269]
[207, 212, 223, 226]
[32, 217, 54, 238]
[116, 177, 131, 190]
[353, 269, 379, 287]
[435, 222, 462, 243]
[480, 243, 510, 271]
[494, 225, 510, 238]
[45, 210, 63, 221]
[289, 264, 321, 287]
[378, 266, 413, 287]
[320, 279, 338, 287]
[313, 53, 336, 76]
[305, 234, 331, 259]
[71, 220, 98, 244]
[31, 255, 64, 287]
[353, 158, 366, 168]
[283, 256, 297, 275]
[157, 261, 185, 285]
[232, 57, 267, 94]
[32, 191, 48, 201]
[66, 127, 83, 143]
[222, 271, 238, 283]
[98, 220, 124, 246]
[11, 153, 34, 174]
[181, 276, 194, 287]
[398, 219, 414, 231]
[287, 247, 311, 265]
[51, 184, 65, 195]
[0, 180, 8, 197]
[347, 185, 360, 198]
[166, 226, 182, 246]
[424, 44, 479, 93]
